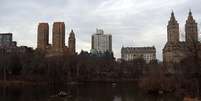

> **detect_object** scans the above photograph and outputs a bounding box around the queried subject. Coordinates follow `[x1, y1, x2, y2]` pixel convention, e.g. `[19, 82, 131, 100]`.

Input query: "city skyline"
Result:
[1, 0, 201, 60]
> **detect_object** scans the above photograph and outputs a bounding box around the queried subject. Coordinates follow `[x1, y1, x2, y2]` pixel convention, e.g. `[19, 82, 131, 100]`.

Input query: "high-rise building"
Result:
[121, 46, 156, 63]
[52, 22, 65, 52]
[0, 33, 16, 47]
[37, 23, 49, 51]
[163, 10, 201, 64]
[91, 29, 112, 53]
[167, 12, 179, 43]
[185, 10, 198, 43]
[68, 30, 76, 54]
[36, 22, 76, 56]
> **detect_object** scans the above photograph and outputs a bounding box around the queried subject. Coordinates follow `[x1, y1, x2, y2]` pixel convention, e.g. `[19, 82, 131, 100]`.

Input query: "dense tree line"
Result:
[0, 48, 201, 97]
[0, 50, 148, 84]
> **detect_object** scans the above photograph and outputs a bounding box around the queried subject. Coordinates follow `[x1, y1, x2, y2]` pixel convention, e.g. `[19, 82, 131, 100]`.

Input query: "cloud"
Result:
[0, 0, 201, 60]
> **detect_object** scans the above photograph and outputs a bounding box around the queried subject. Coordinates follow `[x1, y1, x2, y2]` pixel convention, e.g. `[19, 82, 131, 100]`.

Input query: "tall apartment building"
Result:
[37, 23, 49, 51]
[121, 46, 156, 63]
[163, 10, 201, 63]
[91, 29, 112, 53]
[37, 22, 76, 56]
[52, 22, 65, 52]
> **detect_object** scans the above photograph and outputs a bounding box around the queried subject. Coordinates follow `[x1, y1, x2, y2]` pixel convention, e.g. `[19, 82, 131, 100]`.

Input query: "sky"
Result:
[0, 0, 201, 60]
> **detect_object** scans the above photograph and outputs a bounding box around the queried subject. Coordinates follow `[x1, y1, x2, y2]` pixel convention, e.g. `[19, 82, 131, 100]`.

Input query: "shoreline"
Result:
[0, 80, 48, 86]
[0, 80, 138, 86]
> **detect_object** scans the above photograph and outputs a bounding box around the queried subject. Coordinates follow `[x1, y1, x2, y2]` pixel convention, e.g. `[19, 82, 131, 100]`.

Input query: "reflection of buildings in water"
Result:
[113, 96, 122, 101]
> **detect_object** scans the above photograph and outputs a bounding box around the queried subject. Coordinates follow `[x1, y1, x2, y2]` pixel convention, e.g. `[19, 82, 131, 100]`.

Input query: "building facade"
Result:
[0, 33, 33, 56]
[163, 10, 201, 63]
[91, 29, 112, 53]
[0, 33, 16, 48]
[68, 30, 76, 54]
[121, 46, 156, 63]
[52, 22, 65, 52]
[37, 22, 76, 56]
[37, 23, 49, 51]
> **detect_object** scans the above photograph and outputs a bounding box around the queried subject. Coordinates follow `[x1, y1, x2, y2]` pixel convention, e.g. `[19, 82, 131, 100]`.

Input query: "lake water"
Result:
[0, 83, 182, 101]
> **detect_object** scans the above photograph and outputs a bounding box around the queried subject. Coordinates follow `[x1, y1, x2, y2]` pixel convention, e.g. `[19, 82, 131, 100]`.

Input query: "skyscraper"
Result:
[91, 29, 112, 53]
[167, 11, 179, 43]
[36, 22, 76, 56]
[163, 10, 201, 64]
[37, 23, 49, 51]
[52, 22, 65, 52]
[185, 10, 198, 43]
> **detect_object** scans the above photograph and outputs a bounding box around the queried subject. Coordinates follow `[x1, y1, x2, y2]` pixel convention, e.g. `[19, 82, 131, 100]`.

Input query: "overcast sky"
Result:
[0, 0, 201, 60]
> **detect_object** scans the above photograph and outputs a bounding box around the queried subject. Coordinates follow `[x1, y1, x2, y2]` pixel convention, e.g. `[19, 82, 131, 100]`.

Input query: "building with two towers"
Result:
[163, 10, 201, 63]
[37, 22, 76, 56]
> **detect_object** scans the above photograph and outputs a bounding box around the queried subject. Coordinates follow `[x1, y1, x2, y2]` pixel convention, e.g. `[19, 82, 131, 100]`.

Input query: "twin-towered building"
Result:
[121, 10, 201, 64]
[37, 22, 76, 56]
[163, 10, 201, 63]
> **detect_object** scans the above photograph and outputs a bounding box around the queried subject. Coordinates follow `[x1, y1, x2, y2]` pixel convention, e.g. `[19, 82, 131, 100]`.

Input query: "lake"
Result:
[0, 83, 182, 101]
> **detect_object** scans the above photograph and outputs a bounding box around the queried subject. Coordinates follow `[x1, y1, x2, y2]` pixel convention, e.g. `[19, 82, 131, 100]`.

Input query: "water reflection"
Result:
[0, 83, 182, 101]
